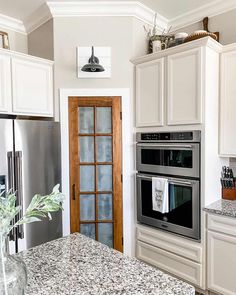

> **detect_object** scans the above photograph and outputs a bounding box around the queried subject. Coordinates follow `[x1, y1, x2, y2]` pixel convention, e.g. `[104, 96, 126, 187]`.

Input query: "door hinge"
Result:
[120, 111, 122, 120]
[121, 174, 123, 182]
[122, 237, 123, 246]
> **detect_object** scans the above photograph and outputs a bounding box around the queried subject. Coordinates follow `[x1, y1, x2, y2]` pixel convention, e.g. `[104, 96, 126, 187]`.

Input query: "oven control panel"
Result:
[137, 131, 201, 142]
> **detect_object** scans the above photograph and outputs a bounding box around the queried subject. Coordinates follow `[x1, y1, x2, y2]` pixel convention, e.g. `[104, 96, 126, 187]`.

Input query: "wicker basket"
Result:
[184, 31, 217, 43]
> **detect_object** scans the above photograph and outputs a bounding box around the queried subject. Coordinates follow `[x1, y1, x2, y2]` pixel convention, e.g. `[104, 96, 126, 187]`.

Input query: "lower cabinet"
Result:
[136, 225, 204, 289]
[207, 214, 236, 295]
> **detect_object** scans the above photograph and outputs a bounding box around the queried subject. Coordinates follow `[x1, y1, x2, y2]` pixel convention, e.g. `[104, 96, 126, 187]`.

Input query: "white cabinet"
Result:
[0, 54, 11, 113]
[167, 48, 202, 125]
[207, 214, 236, 295]
[11, 57, 53, 116]
[220, 46, 236, 156]
[0, 49, 54, 117]
[136, 58, 164, 127]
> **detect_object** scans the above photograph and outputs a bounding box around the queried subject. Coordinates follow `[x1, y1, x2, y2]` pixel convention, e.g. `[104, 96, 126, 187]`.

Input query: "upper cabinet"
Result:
[136, 58, 164, 127]
[0, 54, 11, 113]
[0, 49, 54, 117]
[132, 37, 221, 128]
[219, 45, 236, 157]
[167, 48, 202, 125]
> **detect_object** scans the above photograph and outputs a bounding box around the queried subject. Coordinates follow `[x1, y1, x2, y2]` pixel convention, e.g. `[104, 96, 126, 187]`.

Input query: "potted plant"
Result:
[0, 185, 65, 295]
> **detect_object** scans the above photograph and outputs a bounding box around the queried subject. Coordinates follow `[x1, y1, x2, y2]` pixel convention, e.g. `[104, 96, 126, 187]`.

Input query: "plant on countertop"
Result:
[0, 184, 65, 295]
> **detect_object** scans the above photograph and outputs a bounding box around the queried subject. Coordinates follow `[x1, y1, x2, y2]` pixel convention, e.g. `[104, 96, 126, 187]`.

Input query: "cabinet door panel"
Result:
[208, 231, 236, 295]
[220, 50, 236, 156]
[0, 54, 11, 113]
[11, 58, 53, 116]
[167, 48, 202, 125]
[136, 59, 164, 127]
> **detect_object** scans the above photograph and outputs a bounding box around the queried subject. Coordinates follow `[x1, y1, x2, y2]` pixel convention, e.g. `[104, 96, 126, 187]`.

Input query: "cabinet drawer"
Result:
[137, 240, 203, 288]
[207, 214, 236, 237]
[137, 225, 202, 263]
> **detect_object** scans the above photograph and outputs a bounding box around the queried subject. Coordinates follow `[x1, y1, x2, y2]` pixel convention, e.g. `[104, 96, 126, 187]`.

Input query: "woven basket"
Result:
[184, 31, 217, 43]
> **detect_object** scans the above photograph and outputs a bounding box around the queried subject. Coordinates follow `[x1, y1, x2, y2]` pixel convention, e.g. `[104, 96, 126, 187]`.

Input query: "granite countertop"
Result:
[204, 199, 236, 218]
[18, 233, 195, 295]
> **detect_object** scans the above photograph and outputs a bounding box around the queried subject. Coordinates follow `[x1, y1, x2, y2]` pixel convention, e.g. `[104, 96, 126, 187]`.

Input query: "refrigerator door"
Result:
[0, 119, 16, 254]
[14, 120, 62, 252]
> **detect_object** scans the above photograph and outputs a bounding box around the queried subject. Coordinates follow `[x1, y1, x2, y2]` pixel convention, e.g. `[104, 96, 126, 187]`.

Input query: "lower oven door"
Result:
[137, 173, 200, 240]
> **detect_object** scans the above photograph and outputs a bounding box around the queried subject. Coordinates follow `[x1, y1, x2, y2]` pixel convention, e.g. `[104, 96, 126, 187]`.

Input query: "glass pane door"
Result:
[78, 106, 114, 248]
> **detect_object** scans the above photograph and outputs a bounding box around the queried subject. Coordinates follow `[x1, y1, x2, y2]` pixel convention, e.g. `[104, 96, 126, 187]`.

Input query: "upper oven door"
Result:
[136, 143, 200, 178]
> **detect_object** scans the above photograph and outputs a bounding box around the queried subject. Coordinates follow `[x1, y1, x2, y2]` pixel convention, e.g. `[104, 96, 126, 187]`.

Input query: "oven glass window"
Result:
[140, 179, 193, 229]
[141, 149, 193, 168]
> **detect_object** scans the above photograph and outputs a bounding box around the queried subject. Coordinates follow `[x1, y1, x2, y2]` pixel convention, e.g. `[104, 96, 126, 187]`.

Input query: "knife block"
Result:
[222, 180, 236, 200]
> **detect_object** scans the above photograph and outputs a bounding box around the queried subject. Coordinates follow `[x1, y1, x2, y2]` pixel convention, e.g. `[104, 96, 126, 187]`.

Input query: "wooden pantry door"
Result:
[69, 97, 123, 252]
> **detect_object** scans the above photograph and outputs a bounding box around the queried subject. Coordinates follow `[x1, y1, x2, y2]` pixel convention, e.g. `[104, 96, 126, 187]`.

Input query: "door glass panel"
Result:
[98, 194, 113, 220]
[96, 136, 112, 162]
[98, 223, 113, 248]
[80, 224, 96, 239]
[96, 107, 112, 133]
[80, 166, 95, 192]
[80, 195, 95, 221]
[79, 137, 94, 162]
[97, 165, 112, 191]
[79, 107, 94, 134]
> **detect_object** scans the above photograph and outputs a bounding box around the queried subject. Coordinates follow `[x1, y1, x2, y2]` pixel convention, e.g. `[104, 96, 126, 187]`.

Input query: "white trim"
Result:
[24, 3, 52, 34]
[47, 1, 167, 30]
[169, 0, 236, 31]
[60, 88, 135, 257]
[0, 13, 26, 35]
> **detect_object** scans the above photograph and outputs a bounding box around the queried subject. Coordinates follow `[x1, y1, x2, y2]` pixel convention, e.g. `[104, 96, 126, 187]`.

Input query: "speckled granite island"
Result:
[204, 199, 236, 218]
[18, 233, 195, 295]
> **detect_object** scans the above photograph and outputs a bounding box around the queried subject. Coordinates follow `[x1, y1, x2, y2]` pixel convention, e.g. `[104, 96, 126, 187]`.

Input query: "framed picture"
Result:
[0, 31, 10, 49]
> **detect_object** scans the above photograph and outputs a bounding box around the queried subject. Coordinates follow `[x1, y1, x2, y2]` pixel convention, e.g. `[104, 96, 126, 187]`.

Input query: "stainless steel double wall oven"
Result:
[136, 131, 201, 240]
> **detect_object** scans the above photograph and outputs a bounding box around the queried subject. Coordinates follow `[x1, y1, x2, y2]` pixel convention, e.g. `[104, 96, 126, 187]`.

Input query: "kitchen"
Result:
[0, 0, 236, 294]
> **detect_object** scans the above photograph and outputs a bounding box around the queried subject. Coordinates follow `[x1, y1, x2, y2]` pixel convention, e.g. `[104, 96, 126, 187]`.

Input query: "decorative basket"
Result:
[184, 31, 217, 43]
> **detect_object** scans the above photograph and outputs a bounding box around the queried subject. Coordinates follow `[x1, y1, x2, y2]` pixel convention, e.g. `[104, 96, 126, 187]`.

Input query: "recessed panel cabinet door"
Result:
[167, 48, 202, 125]
[220, 50, 236, 156]
[11, 57, 53, 116]
[208, 230, 236, 295]
[0, 54, 11, 113]
[136, 58, 164, 127]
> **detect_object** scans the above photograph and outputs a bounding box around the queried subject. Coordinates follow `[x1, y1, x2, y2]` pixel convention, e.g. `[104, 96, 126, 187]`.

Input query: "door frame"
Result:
[60, 88, 134, 256]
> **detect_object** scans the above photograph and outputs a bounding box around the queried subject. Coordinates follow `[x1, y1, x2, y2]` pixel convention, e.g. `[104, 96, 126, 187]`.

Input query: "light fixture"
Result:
[81, 46, 105, 72]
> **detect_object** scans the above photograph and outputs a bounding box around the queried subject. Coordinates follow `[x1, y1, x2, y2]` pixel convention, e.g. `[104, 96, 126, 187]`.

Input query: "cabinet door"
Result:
[167, 48, 202, 125]
[11, 57, 53, 116]
[208, 231, 236, 295]
[220, 50, 236, 156]
[0, 54, 12, 113]
[136, 58, 164, 127]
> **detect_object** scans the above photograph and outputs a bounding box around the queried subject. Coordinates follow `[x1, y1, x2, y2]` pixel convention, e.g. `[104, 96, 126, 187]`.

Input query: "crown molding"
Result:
[0, 13, 26, 34]
[47, 1, 168, 31]
[24, 3, 52, 34]
[169, 0, 236, 31]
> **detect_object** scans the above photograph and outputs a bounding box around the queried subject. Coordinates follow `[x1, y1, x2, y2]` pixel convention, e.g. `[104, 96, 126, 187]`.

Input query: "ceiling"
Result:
[0, 0, 220, 22]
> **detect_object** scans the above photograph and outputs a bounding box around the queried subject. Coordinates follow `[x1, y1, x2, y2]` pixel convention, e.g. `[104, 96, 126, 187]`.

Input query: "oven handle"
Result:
[136, 174, 192, 186]
[136, 143, 194, 149]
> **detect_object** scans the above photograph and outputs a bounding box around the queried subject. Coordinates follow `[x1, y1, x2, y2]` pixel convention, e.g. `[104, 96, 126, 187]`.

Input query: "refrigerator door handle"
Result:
[7, 151, 17, 242]
[15, 151, 24, 239]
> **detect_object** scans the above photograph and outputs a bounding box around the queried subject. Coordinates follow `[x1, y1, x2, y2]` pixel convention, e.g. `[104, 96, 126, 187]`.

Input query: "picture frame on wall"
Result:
[0, 31, 10, 49]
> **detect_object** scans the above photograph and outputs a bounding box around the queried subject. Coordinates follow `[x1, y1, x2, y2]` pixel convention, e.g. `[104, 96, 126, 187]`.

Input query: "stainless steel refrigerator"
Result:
[0, 119, 62, 254]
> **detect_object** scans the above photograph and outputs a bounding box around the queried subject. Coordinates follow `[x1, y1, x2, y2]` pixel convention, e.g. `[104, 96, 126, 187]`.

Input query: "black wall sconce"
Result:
[81, 46, 105, 72]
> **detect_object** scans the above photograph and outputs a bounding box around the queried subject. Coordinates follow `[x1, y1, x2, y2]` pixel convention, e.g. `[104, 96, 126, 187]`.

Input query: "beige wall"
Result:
[173, 8, 236, 45]
[53, 16, 147, 119]
[0, 27, 28, 53]
[28, 20, 54, 60]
